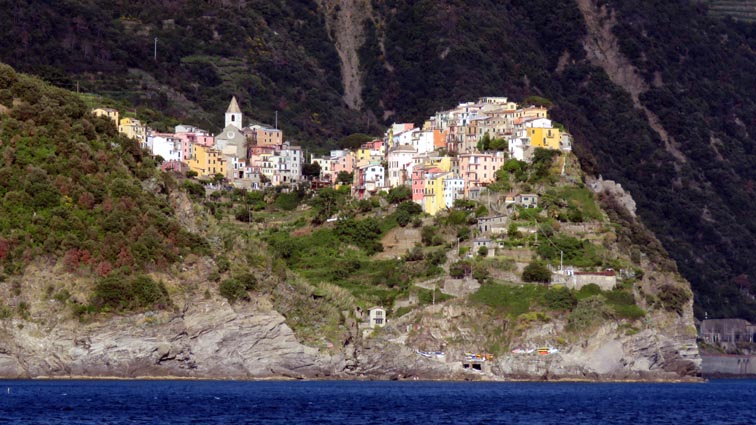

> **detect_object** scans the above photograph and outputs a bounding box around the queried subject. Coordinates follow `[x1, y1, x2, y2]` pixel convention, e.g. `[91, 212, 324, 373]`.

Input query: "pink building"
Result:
[411, 167, 439, 204]
[458, 152, 506, 195]
[174, 131, 214, 167]
[332, 151, 356, 183]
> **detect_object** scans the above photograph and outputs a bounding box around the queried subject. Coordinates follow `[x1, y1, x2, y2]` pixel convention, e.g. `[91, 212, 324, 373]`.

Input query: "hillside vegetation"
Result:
[0, 64, 208, 313]
[0, 1, 753, 320]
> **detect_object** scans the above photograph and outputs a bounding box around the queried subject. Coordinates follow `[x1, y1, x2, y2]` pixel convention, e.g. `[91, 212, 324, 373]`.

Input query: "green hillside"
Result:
[0, 63, 207, 278]
[0, 1, 754, 320]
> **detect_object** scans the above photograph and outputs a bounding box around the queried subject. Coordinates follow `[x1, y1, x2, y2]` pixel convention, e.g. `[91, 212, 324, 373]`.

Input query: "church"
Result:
[214, 96, 303, 188]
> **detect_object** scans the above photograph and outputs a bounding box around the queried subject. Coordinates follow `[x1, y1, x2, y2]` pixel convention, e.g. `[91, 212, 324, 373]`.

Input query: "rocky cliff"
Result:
[0, 290, 699, 381]
[0, 272, 468, 381]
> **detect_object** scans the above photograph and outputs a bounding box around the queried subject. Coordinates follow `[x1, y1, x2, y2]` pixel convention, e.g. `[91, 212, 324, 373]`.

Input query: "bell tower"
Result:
[225, 96, 243, 129]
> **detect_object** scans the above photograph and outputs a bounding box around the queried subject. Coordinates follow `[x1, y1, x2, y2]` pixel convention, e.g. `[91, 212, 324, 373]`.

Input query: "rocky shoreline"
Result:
[0, 296, 701, 382]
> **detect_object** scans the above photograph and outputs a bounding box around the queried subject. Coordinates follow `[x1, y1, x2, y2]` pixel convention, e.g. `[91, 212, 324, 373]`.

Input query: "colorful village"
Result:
[92, 96, 614, 366]
[93, 96, 571, 216]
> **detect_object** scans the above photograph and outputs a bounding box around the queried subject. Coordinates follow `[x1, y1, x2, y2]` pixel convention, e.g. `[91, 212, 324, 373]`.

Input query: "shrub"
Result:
[542, 287, 577, 310]
[456, 226, 471, 240]
[612, 304, 646, 320]
[658, 284, 690, 315]
[567, 296, 612, 331]
[216, 256, 231, 274]
[334, 218, 384, 254]
[522, 261, 551, 283]
[449, 261, 470, 279]
[274, 192, 300, 211]
[421, 226, 441, 246]
[472, 263, 491, 283]
[478, 246, 489, 257]
[396, 209, 411, 227]
[236, 272, 257, 290]
[387, 185, 412, 204]
[234, 206, 253, 222]
[397, 201, 422, 216]
[604, 289, 635, 306]
[92, 275, 169, 311]
[425, 249, 447, 266]
[577, 283, 602, 298]
[219, 278, 249, 303]
[404, 246, 424, 262]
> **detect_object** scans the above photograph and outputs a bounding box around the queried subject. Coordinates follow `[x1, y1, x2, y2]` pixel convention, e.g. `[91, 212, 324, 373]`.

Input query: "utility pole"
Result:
[275, 111, 278, 129]
[154, 37, 158, 61]
[76, 81, 79, 94]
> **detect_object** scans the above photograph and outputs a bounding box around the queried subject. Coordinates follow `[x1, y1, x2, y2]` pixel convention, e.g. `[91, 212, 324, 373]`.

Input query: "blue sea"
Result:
[1, 379, 755, 424]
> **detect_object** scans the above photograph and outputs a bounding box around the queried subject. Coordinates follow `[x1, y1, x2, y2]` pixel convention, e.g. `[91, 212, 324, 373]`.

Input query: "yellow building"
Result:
[355, 147, 372, 164]
[188, 144, 227, 178]
[528, 127, 561, 150]
[91, 108, 119, 126]
[423, 171, 447, 216]
[431, 156, 452, 172]
[520, 106, 549, 119]
[415, 155, 452, 173]
[118, 117, 147, 143]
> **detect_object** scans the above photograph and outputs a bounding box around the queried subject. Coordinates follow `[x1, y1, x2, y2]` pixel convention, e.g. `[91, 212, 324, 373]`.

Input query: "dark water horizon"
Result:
[1, 379, 755, 424]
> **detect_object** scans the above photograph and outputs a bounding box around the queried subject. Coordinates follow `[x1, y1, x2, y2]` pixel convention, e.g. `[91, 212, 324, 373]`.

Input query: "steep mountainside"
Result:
[0, 65, 700, 380]
[0, 1, 754, 320]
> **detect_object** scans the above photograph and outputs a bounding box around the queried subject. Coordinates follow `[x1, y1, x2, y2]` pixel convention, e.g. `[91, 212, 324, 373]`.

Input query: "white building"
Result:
[368, 306, 386, 328]
[394, 128, 417, 148]
[147, 133, 182, 163]
[443, 176, 465, 209]
[411, 130, 436, 155]
[387, 144, 417, 188]
[508, 136, 533, 162]
[277, 143, 303, 185]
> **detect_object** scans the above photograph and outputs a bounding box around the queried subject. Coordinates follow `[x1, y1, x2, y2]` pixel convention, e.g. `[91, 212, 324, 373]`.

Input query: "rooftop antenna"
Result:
[275, 111, 278, 130]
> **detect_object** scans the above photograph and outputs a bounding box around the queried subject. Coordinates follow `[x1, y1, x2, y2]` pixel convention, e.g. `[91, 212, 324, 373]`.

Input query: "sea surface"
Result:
[1, 379, 755, 424]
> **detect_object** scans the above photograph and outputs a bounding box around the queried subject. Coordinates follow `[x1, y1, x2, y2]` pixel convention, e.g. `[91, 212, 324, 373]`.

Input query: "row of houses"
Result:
[95, 96, 568, 213]
[309, 96, 571, 215]
[92, 97, 304, 189]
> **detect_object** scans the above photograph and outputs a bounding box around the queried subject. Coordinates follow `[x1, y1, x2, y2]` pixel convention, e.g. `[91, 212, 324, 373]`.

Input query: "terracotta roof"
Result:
[574, 270, 616, 276]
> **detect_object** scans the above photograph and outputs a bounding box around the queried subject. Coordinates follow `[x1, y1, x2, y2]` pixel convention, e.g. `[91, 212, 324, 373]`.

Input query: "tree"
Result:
[477, 132, 491, 151]
[522, 261, 551, 283]
[397, 200, 422, 216]
[387, 185, 412, 204]
[523, 96, 553, 108]
[478, 246, 489, 256]
[212, 173, 225, 185]
[336, 171, 353, 185]
[338, 133, 375, 149]
[302, 161, 321, 180]
[507, 223, 520, 239]
[489, 137, 507, 151]
[310, 187, 345, 224]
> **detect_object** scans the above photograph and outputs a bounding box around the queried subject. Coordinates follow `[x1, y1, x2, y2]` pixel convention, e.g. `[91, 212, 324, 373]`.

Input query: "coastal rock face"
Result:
[0, 292, 700, 381]
[495, 323, 700, 381]
[0, 295, 468, 380]
[0, 299, 331, 379]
